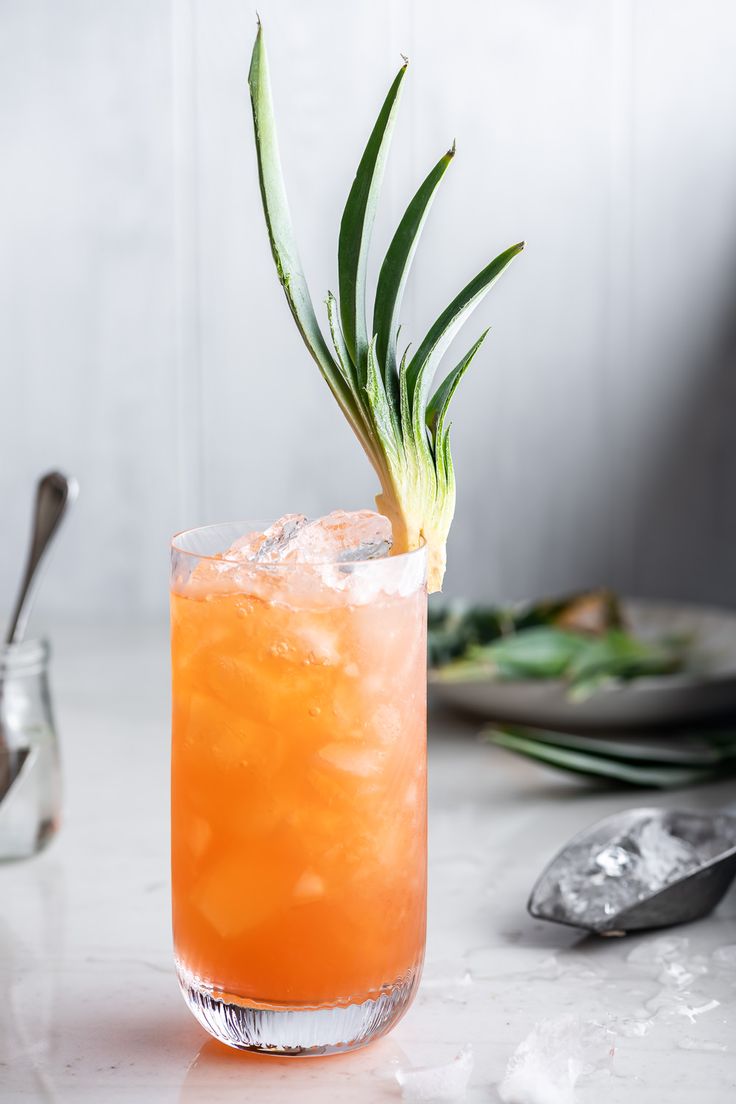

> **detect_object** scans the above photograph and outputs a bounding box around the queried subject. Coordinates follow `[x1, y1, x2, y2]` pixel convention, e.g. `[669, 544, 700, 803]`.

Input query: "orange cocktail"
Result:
[171, 514, 427, 1054]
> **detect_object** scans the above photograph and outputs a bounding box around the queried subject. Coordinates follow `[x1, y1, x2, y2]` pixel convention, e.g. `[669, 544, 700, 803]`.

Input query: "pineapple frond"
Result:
[248, 22, 523, 592]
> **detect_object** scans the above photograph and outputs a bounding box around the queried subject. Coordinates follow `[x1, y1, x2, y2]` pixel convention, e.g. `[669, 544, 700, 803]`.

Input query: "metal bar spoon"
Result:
[0, 471, 78, 803]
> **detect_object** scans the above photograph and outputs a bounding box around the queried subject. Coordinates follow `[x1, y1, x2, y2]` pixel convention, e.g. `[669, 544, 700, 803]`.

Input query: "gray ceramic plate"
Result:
[429, 599, 736, 731]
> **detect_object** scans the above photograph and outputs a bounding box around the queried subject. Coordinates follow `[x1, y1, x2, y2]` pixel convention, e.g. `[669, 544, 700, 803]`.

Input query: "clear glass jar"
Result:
[0, 639, 61, 861]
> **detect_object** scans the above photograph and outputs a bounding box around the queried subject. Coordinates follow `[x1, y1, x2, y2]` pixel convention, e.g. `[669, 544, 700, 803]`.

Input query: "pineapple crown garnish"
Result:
[248, 23, 523, 592]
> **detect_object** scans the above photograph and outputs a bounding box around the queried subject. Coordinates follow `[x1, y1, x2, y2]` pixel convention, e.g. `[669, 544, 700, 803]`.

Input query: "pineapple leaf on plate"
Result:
[428, 601, 511, 666]
[486, 727, 731, 789]
[428, 597, 689, 695]
[486, 725, 736, 766]
[428, 591, 627, 668]
[248, 23, 523, 592]
[475, 626, 588, 680]
[565, 630, 686, 700]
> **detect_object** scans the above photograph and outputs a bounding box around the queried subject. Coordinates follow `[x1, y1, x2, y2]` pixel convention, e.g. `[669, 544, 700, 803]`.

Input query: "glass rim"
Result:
[0, 637, 49, 672]
[170, 519, 428, 571]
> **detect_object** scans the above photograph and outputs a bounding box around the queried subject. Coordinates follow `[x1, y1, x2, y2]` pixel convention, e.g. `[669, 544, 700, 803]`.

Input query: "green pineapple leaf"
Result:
[248, 22, 523, 591]
[426, 329, 489, 442]
[406, 241, 525, 424]
[247, 25, 372, 457]
[338, 63, 407, 377]
[373, 145, 456, 405]
[486, 727, 729, 789]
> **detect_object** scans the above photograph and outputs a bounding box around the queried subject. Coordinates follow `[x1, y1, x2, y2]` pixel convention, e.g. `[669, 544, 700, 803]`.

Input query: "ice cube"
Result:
[291, 622, 341, 665]
[395, 1045, 473, 1103]
[186, 816, 212, 859]
[286, 510, 392, 562]
[228, 514, 310, 563]
[634, 817, 701, 887]
[193, 849, 297, 938]
[292, 869, 326, 902]
[498, 1016, 613, 1104]
[593, 845, 632, 878]
[227, 510, 392, 565]
[318, 743, 385, 776]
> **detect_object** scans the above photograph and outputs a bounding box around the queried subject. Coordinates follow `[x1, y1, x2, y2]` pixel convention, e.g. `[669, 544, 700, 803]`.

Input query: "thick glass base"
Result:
[176, 961, 421, 1055]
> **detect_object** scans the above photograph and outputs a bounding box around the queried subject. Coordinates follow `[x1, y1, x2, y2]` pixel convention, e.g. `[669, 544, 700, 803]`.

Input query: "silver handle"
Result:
[5, 471, 78, 645]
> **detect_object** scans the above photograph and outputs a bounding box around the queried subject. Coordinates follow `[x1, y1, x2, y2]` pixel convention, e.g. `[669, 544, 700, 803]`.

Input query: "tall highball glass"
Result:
[170, 521, 427, 1054]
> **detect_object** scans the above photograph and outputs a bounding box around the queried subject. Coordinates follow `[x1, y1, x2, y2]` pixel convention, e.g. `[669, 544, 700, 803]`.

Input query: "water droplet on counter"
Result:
[627, 936, 690, 967]
[645, 991, 720, 1023]
[419, 966, 473, 1003]
[687, 999, 721, 1018]
[368, 1040, 409, 1080]
[420, 970, 473, 999]
[464, 945, 562, 982]
[371, 1058, 400, 1081]
[677, 1036, 728, 1052]
[396, 1045, 473, 1103]
[712, 945, 736, 969]
[658, 959, 708, 989]
[616, 1018, 654, 1038]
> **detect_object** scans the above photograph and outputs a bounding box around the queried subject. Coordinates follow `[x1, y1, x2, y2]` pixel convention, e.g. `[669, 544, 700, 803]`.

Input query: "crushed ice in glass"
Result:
[395, 1045, 473, 1103]
[229, 510, 393, 564]
[187, 510, 426, 605]
[530, 810, 736, 932]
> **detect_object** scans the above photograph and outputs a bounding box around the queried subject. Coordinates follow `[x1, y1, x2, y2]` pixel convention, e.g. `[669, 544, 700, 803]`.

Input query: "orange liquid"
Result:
[171, 575, 427, 1006]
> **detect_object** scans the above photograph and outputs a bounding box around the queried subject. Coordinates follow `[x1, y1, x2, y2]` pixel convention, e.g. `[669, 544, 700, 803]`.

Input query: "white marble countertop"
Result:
[2, 626, 736, 1103]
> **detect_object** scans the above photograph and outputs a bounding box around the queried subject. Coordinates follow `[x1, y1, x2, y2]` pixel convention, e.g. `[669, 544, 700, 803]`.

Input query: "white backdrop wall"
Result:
[2, 0, 736, 625]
